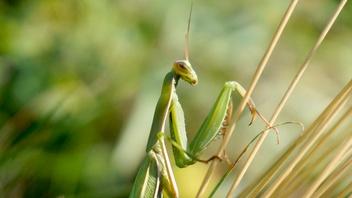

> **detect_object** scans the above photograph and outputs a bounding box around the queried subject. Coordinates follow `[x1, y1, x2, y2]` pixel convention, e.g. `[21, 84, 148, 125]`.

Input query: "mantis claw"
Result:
[247, 99, 257, 126]
[197, 155, 223, 164]
[197, 151, 232, 167]
[248, 111, 256, 126]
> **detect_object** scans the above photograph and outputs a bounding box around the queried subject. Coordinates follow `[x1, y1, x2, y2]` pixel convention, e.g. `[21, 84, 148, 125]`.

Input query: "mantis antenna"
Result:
[184, 1, 193, 60]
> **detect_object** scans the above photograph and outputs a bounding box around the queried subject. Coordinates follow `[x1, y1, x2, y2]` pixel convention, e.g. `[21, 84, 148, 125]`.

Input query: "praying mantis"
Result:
[129, 4, 271, 198]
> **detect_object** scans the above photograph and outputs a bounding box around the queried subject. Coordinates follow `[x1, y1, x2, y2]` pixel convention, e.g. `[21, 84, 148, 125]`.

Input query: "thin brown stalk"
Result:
[283, 139, 351, 197]
[278, 108, 352, 194]
[302, 137, 352, 197]
[336, 181, 352, 198]
[241, 79, 352, 197]
[227, 0, 348, 196]
[261, 81, 352, 197]
[195, 0, 300, 196]
[314, 152, 352, 197]
[279, 140, 344, 197]
[320, 161, 352, 197]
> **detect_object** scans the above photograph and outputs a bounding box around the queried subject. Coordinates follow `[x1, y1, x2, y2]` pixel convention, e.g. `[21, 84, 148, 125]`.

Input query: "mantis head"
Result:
[173, 2, 198, 86]
[173, 60, 198, 86]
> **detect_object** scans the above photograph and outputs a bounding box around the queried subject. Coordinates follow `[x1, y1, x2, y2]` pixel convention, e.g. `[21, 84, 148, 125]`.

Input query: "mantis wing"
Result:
[129, 152, 160, 198]
[129, 149, 179, 198]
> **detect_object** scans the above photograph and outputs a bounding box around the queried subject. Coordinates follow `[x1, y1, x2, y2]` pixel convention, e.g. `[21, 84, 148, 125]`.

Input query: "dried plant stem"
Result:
[261, 80, 352, 197]
[280, 141, 344, 196]
[227, 1, 348, 196]
[314, 152, 352, 197]
[241, 79, 352, 197]
[195, 0, 300, 196]
[278, 108, 352, 194]
[302, 135, 352, 198]
[282, 140, 351, 197]
[336, 181, 352, 198]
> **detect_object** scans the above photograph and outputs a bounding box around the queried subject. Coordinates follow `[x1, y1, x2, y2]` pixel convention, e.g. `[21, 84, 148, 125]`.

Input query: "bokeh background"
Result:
[0, 0, 351, 197]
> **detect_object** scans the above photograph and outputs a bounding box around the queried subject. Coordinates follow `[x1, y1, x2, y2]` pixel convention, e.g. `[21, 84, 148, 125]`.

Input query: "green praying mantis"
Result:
[129, 4, 272, 198]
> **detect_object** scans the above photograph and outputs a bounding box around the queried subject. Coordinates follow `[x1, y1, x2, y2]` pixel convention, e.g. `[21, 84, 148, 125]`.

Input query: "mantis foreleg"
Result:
[169, 81, 257, 168]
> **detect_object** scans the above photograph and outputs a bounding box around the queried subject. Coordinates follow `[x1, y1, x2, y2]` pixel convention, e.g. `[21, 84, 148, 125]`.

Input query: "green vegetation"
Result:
[0, 0, 351, 197]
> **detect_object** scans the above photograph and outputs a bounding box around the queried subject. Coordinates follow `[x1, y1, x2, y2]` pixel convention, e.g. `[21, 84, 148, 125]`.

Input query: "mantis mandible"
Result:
[129, 4, 261, 198]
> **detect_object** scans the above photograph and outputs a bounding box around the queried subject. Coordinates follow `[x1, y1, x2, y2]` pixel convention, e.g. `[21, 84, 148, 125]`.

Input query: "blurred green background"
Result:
[0, 0, 351, 197]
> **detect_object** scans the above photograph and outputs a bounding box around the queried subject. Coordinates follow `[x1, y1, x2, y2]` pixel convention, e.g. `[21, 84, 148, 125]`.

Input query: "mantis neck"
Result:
[172, 70, 181, 88]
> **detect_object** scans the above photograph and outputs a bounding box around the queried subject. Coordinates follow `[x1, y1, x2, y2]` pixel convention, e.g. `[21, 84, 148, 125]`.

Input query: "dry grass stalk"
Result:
[226, 0, 348, 196]
[276, 108, 352, 195]
[302, 135, 352, 197]
[195, 0, 300, 196]
[313, 152, 352, 197]
[335, 181, 352, 198]
[280, 139, 351, 197]
[260, 79, 352, 197]
[317, 150, 352, 197]
[321, 167, 352, 197]
[240, 80, 352, 197]
[240, 79, 352, 197]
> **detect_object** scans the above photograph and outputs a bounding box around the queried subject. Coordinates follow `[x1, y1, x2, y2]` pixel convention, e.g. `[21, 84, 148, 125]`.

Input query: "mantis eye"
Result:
[178, 64, 186, 70]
